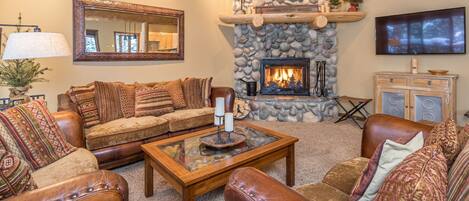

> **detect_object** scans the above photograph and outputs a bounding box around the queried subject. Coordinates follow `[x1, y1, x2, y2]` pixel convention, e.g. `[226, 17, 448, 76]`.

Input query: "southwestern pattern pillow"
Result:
[118, 84, 136, 118]
[374, 145, 448, 201]
[0, 150, 37, 199]
[153, 80, 187, 109]
[182, 78, 205, 109]
[0, 100, 76, 170]
[425, 119, 460, 165]
[135, 86, 174, 117]
[67, 84, 100, 128]
[95, 81, 124, 123]
[447, 140, 469, 201]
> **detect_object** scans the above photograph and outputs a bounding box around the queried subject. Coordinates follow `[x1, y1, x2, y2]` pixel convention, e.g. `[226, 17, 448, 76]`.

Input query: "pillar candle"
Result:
[225, 113, 234, 132]
[215, 97, 225, 116]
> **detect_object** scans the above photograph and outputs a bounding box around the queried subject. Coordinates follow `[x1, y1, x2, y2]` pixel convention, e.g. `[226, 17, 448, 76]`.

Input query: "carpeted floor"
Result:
[113, 120, 362, 201]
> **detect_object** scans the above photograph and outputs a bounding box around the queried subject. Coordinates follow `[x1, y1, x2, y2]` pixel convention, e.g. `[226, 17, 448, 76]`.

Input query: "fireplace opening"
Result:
[260, 58, 310, 96]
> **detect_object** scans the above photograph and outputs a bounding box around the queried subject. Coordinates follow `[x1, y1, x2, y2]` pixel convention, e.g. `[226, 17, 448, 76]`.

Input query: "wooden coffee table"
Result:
[141, 121, 298, 201]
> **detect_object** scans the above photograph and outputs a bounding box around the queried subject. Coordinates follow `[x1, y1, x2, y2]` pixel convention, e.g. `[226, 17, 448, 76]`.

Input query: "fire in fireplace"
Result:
[260, 58, 310, 96]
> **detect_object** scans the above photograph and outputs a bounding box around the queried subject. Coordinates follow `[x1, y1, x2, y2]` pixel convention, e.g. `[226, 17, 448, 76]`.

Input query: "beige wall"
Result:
[0, 0, 235, 111]
[337, 1, 469, 123]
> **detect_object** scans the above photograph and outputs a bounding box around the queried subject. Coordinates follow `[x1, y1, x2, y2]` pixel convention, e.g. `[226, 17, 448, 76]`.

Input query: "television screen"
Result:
[376, 7, 466, 55]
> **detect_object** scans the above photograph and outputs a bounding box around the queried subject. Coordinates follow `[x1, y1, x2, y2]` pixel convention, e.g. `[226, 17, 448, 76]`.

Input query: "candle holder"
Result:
[215, 115, 225, 144]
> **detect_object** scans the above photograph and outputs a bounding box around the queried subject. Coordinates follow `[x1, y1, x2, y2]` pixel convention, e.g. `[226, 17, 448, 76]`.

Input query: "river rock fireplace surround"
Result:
[231, 1, 339, 123]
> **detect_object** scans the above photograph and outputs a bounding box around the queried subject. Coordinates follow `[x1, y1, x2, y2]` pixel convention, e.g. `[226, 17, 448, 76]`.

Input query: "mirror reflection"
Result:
[84, 8, 179, 54]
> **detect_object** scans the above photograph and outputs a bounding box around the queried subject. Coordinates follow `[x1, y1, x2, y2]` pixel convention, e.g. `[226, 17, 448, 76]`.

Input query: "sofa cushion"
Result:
[67, 83, 100, 128]
[118, 84, 136, 118]
[200, 77, 213, 107]
[0, 150, 37, 199]
[160, 107, 214, 132]
[0, 100, 77, 170]
[374, 145, 448, 201]
[85, 116, 169, 150]
[321, 157, 369, 195]
[135, 85, 174, 117]
[295, 183, 349, 201]
[448, 140, 469, 201]
[31, 148, 98, 188]
[154, 79, 187, 109]
[182, 78, 205, 109]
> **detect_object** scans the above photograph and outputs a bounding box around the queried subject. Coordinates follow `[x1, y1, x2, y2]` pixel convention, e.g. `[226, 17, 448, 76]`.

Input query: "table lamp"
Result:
[2, 32, 70, 60]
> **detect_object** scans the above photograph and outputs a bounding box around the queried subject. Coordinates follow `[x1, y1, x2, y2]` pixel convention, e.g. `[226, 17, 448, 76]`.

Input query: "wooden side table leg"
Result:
[144, 154, 154, 197]
[286, 145, 295, 187]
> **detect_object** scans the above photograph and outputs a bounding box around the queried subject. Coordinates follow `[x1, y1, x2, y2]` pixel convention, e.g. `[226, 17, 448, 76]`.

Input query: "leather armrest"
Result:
[53, 111, 85, 148]
[211, 87, 235, 112]
[224, 167, 308, 201]
[10, 170, 128, 201]
[361, 114, 433, 158]
[58, 93, 79, 113]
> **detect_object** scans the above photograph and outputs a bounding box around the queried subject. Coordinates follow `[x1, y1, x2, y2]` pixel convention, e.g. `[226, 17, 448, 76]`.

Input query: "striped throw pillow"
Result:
[448, 140, 469, 201]
[95, 81, 124, 123]
[182, 78, 205, 109]
[135, 86, 174, 117]
[201, 77, 213, 107]
[0, 150, 37, 199]
[67, 83, 100, 128]
[153, 79, 187, 109]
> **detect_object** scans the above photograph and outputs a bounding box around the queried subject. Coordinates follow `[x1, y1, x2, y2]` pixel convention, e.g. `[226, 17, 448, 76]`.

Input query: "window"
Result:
[85, 30, 100, 52]
[114, 32, 139, 53]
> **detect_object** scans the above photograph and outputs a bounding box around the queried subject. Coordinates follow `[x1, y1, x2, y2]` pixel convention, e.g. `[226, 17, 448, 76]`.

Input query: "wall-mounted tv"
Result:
[376, 7, 466, 55]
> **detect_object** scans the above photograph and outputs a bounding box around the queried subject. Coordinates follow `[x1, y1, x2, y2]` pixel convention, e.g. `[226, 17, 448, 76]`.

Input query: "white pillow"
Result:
[358, 132, 424, 201]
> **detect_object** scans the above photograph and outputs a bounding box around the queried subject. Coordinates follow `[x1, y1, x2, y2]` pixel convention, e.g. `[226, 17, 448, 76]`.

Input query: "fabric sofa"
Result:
[224, 114, 468, 201]
[58, 87, 235, 169]
[11, 111, 128, 201]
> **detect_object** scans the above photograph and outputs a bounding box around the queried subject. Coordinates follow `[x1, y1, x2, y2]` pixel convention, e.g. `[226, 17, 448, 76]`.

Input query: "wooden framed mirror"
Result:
[73, 0, 184, 61]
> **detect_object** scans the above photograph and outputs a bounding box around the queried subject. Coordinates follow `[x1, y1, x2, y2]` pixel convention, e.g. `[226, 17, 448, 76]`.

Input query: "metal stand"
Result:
[215, 115, 225, 144]
[334, 96, 372, 129]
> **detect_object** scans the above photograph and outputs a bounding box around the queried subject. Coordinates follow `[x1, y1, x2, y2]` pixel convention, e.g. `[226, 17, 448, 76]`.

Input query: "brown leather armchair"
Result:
[9, 111, 129, 201]
[224, 114, 434, 201]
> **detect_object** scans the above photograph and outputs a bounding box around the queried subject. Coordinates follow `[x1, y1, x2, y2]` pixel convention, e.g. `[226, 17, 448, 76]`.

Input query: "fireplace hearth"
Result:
[260, 58, 310, 96]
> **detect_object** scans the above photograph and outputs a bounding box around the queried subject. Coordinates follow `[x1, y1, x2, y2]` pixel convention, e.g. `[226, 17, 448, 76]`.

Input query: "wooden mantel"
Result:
[219, 12, 366, 27]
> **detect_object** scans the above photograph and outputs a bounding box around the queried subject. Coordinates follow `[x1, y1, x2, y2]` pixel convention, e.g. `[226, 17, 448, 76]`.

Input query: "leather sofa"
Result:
[58, 87, 235, 169]
[224, 114, 468, 201]
[12, 111, 128, 201]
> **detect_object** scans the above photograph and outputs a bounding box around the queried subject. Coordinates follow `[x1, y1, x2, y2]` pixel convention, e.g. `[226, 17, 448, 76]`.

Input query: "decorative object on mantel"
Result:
[0, 13, 70, 102]
[330, 0, 344, 12]
[203, 97, 246, 149]
[428, 70, 449, 76]
[344, 0, 364, 12]
[410, 57, 419, 74]
[219, 12, 366, 29]
[254, 5, 319, 14]
[233, 98, 251, 120]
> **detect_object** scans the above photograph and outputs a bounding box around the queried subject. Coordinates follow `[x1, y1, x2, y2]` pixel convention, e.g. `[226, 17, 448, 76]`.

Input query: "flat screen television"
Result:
[376, 7, 466, 55]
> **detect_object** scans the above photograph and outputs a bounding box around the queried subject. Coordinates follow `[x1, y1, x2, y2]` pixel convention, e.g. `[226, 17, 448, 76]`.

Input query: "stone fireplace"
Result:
[232, 0, 338, 122]
[260, 58, 310, 96]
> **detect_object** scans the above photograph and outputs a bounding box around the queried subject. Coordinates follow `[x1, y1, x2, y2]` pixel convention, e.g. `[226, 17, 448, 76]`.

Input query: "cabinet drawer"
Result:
[376, 76, 407, 87]
[410, 78, 449, 90]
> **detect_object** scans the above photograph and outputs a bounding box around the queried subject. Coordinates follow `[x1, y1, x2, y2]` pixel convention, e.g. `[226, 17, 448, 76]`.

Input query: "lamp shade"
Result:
[2, 32, 71, 60]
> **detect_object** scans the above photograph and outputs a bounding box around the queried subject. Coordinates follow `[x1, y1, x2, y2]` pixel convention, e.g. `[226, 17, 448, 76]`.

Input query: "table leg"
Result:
[182, 187, 195, 201]
[286, 145, 295, 187]
[144, 154, 154, 197]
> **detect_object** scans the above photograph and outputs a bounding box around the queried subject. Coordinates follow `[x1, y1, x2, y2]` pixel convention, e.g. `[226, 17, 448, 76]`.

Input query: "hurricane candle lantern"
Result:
[214, 97, 225, 144]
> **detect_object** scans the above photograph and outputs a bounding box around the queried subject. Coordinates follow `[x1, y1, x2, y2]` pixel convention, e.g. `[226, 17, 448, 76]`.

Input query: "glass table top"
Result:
[158, 125, 279, 172]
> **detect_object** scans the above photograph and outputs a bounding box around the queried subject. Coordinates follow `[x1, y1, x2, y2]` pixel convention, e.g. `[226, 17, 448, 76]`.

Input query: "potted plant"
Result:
[0, 58, 50, 101]
[344, 0, 363, 12]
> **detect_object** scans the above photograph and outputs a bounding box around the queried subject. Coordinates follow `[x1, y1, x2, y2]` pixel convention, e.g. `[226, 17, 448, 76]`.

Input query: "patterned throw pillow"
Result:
[200, 77, 213, 107]
[0, 100, 77, 170]
[0, 150, 37, 199]
[425, 119, 460, 165]
[67, 83, 100, 128]
[118, 84, 136, 118]
[350, 132, 424, 201]
[374, 145, 448, 201]
[135, 86, 174, 117]
[447, 140, 469, 201]
[153, 79, 187, 109]
[95, 81, 124, 123]
[181, 78, 205, 109]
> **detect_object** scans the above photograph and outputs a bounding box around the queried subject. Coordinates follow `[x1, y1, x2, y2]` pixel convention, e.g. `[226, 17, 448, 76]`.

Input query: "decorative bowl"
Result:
[200, 132, 246, 149]
[428, 70, 449, 75]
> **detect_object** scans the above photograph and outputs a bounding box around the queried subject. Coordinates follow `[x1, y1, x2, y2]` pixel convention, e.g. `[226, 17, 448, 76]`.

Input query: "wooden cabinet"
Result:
[375, 72, 458, 123]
